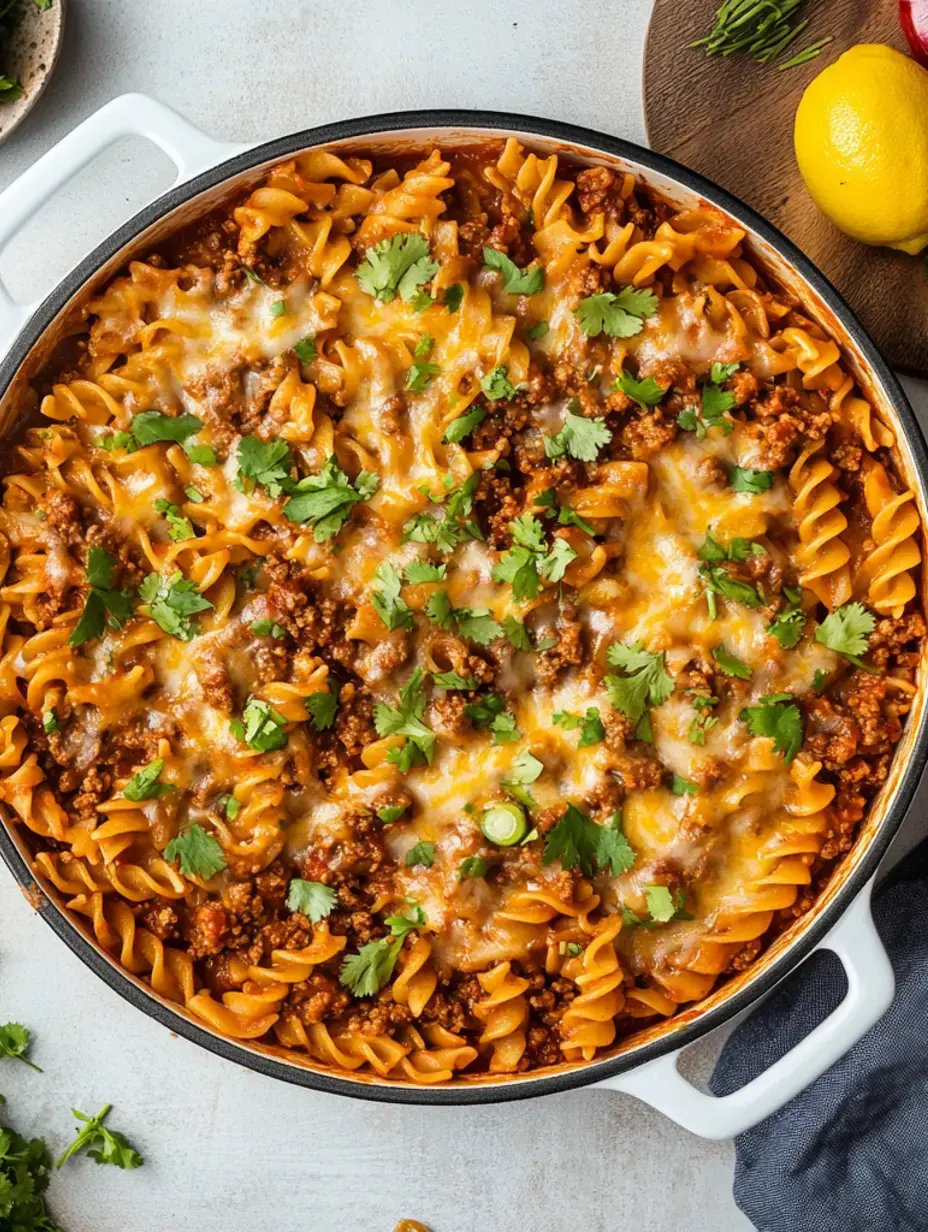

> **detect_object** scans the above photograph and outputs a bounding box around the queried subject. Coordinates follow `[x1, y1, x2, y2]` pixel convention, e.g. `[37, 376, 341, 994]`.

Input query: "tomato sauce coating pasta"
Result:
[0, 140, 923, 1083]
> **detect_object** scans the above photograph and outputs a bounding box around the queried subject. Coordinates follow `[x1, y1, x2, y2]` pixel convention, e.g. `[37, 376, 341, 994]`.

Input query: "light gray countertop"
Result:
[0, 4, 925, 1230]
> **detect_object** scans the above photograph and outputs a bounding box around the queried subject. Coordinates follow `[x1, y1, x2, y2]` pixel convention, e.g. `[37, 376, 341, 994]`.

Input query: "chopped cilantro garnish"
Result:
[814, 602, 877, 670]
[480, 365, 517, 402]
[670, 774, 700, 796]
[711, 644, 753, 680]
[374, 669, 436, 772]
[543, 805, 636, 877]
[294, 335, 317, 364]
[287, 879, 336, 922]
[544, 406, 612, 462]
[237, 436, 292, 497]
[339, 905, 426, 997]
[573, 287, 659, 338]
[282, 456, 379, 541]
[613, 369, 668, 409]
[404, 560, 447, 583]
[527, 320, 550, 339]
[305, 689, 338, 731]
[432, 670, 478, 690]
[355, 233, 438, 303]
[534, 487, 596, 535]
[406, 360, 440, 392]
[739, 693, 804, 764]
[443, 406, 486, 444]
[768, 587, 806, 649]
[231, 696, 289, 751]
[553, 707, 605, 747]
[164, 824, 226, 879]
[605, 642, 673, 737]
[729, 465, 774, 494]
[56, 1105, 143, 1171]
[138, 570, 213, 641]
[482, 246, 545, 295]
[154, 498, 195, 542]
[123, 758, 174, 802]
[69, 547, 135, 648]
[406, 841, 435, 868]
[377, 804, 407, 823]
[699, 563, 762, 610]
[371, 562, 415, 631]
[502, 615, 533, 651]
[443, 283, 464, 313]
[459, 855, 489, 880]
[130, 411, 203, 448]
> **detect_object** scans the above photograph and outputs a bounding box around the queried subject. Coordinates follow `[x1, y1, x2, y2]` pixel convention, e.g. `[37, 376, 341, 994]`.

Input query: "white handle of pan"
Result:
[594, 879, 892, 1140]
[0, 92, 249, 360]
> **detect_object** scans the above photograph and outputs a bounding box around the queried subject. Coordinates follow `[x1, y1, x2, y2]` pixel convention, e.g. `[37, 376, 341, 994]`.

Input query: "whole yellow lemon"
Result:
[794, 43, 928, 254]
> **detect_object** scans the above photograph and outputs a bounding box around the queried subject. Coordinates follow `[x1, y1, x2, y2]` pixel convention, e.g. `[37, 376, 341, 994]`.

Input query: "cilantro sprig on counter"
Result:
[0, 1022, 41, 1072]
[56, 1105, 143, 1171]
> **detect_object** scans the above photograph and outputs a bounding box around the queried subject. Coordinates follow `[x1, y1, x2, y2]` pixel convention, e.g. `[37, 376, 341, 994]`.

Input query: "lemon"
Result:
[794, 44, 928, 254]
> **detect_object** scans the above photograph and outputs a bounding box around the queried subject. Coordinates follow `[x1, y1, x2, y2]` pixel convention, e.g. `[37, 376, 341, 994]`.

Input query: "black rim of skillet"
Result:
[1, 108, 927, 1106]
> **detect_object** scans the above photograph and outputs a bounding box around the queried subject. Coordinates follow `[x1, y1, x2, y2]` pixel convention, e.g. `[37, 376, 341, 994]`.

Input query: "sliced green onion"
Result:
[481, 802, 528, 847]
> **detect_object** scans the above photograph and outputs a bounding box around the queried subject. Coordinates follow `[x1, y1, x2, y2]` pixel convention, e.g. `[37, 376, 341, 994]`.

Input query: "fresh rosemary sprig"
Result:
[689, 0, 832, 69]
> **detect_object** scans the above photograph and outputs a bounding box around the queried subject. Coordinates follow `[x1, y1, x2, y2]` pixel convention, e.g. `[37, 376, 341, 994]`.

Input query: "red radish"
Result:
[900, 0, 928, 67]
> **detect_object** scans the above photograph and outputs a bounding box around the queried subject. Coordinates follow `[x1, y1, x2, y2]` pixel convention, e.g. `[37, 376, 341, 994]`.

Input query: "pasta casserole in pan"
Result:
[1, 137, 923, 1086]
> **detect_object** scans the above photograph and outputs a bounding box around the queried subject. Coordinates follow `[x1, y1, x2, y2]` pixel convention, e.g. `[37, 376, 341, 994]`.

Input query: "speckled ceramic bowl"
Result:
[0, 0, 64, 143]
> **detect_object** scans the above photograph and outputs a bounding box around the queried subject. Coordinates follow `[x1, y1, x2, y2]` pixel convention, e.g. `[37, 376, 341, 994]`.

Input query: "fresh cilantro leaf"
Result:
[443, 283, 464, 313]
[185, 485, 204, 503]
[644, 885, 678, 924]
[540, 536, 577, 582]
[404, 560, 447, 583]
[605, 642, 674, 726]
[493, 545, 541, 602]
[87, 546, 116, 589]
[270, 299, 287, 319]
[406, 361, 440, 392]
[502, 615, 533, 651]
[339, 906, 426, 997]
[459, 855, 489, 879]
[710, 361, 740, 383]
[670, 775, 699, 796]
[543, 804, 636, 878]
[0, 1023, 41, 1072]
[729, 466, 774, 494]
[768, 590, 806, 649]
[464, 693, 506, 725]
[374, 669, 436, 770]
[138, 570, 213, 641]
[356, 233, 437, 303]
[371, 562, 415, 631]
[613, 369, 668, 409]
[56, 1105, 142, 1171]
[251, 618, 287, 638]
[490, 712, 521, 744]
[814, 602, 876, 668]
[527, 320, 550, 339]
[702, 382, 736, 420]
[812, 668, 829, 693]
[99, 429, 136, 452]
[481, 365, 517, 401]
[287, 879, 337, 922]
[42, 708, 59, 734]
[377, 804, 407, 823]
[424, 589, 454, 628]
[739, 694, 804, 764]
[573, 287, 658, 338]
[443, 407, 486, 443]
[698, 563, 762, 610]
[509, 748, 544, 784]
[218, 794, 240, 820]
[237, 436, 292, 497]
[544, 408, 612, 462]
[305, 689, 337, 731]
[69, 591, 106, 647]
[534, 487, 596, 535]
[242, 265, 266, 285]
[123, 758, 173, 802]
[698, 534, 766, 563]
[454, 608, 503, 645]
[432, 670, 478, 690]
[130, 411, 203, 448]
[233, 696, 289, 751]
[183, 441, 218, 466]
[406, 840, 435, 868]
[154, 498, 195, 542]
[482, 247, 545, 295]
[294, 335, 317, 363]
[282, 456, 379, 541]
[711, 644, 753, 680]
[163, 824, 226, 879]
[579, 707, 606, 747]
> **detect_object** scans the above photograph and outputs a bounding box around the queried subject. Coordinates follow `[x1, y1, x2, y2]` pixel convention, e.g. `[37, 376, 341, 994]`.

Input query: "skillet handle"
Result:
[0, 92, 250, 359]
[594, 879, 893, 1140]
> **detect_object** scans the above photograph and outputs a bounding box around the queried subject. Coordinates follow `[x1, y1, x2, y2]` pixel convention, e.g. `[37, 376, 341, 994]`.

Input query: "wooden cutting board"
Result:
[643, 0, 928, 376]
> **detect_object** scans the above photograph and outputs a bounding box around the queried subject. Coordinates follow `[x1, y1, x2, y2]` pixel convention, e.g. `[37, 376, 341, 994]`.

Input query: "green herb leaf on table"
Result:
[0, 1022, 41, 1072]
[56, 1105, 143, 1171]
